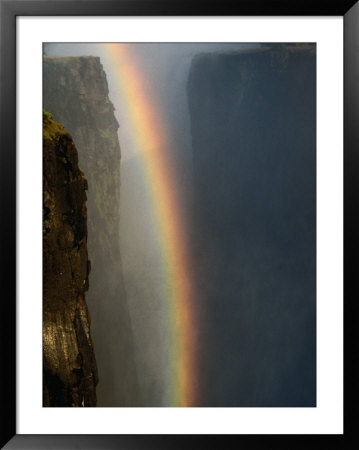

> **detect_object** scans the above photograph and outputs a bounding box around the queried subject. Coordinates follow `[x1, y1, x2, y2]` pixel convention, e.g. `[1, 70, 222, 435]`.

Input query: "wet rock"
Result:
[43, 112, 98, 406]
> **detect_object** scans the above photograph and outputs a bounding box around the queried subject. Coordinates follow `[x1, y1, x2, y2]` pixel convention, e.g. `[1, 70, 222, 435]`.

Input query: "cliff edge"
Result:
[43, 112, 98, 406]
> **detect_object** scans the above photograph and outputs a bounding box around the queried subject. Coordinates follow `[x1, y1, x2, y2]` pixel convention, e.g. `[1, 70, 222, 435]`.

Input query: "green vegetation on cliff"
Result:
[43, 111, 67, 141]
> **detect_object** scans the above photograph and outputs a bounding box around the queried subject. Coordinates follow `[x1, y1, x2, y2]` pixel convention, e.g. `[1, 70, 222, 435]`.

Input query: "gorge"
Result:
[43, 43, 316, 407]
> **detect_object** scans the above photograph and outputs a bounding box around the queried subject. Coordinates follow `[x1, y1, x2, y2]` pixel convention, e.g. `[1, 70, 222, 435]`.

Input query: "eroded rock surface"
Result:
[43, 113, 98, 406]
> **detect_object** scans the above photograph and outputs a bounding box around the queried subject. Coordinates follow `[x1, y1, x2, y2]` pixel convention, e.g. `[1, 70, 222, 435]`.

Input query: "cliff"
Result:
[43, 112, 98, 406]
[43, 56, 139, 406]
[187, 44, 316, 406]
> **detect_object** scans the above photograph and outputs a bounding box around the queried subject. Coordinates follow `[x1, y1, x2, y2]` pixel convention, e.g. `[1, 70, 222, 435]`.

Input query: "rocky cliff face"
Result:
[43, 113, 98, 406]
[43, 56, 139, 406]
[187, 44, 316, 406]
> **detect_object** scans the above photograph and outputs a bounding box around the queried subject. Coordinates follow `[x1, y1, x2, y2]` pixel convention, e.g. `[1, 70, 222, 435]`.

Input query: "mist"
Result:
[44, 42, 316, 407]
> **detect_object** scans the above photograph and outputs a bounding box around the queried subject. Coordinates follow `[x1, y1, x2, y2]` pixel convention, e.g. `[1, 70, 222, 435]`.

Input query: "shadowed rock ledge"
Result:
[187, 44, 316, 406]
[43, 112, 98, 406]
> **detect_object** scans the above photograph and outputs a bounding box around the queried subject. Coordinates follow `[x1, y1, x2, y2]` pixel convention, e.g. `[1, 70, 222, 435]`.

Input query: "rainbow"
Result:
[104, 43, 195, 407]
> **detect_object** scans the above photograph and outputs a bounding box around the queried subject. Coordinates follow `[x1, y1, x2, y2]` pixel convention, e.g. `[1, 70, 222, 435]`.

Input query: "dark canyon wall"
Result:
[188, 44, 316, 406]
[43, 113, 98, 406]
[43, 56, 139, 406]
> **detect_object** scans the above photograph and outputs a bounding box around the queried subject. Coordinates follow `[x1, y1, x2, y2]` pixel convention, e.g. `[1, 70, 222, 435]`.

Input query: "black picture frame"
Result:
[1, 1, 357, 448]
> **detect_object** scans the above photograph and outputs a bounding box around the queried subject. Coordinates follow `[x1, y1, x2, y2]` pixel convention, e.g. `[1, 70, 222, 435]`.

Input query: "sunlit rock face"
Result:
[43, 113, 98, 406]
[188, 44, 316, 406]
[43, 57, 140, 406]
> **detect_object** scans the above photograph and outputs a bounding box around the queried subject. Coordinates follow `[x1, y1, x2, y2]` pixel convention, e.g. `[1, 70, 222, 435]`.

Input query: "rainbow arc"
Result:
[105, 43, 195, 407]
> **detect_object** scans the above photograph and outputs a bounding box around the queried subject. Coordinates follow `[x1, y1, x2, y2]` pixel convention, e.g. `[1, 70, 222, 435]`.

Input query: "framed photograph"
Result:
[1, 0, 356, 448]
